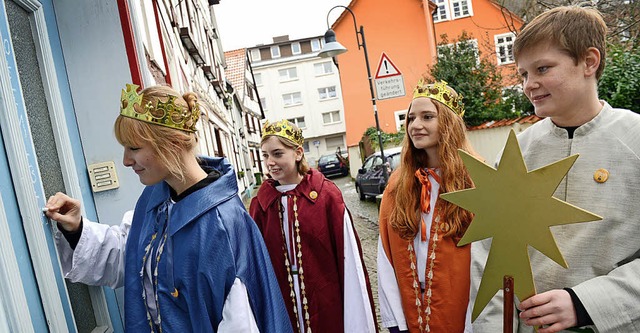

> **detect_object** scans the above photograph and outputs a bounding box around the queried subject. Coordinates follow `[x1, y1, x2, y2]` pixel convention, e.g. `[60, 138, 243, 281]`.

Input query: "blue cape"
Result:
[124, 156, 292, 332]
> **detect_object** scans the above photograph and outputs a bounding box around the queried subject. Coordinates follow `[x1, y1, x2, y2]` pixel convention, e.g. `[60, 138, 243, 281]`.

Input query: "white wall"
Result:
[253, 51, 346, 165]
[466, 122, 534, 166]
[54, 0, 144, 224]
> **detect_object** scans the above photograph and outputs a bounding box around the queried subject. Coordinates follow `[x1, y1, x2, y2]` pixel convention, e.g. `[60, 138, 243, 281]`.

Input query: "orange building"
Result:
[331, 0, 438, 162]
[432, 0, 524, 81]
[331, 0, 523, 169]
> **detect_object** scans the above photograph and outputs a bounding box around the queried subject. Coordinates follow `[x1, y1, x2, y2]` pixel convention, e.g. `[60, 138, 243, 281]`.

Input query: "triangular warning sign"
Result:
[375, 53, 402, 79]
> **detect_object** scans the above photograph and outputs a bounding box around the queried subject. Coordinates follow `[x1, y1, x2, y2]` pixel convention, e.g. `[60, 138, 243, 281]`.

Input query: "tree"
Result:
[428, 31, 532, 126]
[598, 42, 640, 113]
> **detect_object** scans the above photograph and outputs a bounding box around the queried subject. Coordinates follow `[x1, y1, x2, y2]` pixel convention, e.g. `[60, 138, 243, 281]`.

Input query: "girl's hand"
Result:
[45, 192, 82, 232]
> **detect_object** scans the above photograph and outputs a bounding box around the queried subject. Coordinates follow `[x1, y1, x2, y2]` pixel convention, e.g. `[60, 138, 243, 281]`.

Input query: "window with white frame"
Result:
[271, 45, 281, 58]
[394, 110, 407, 131]
[282, 92, 302, 106]
[325, 135, 345, 152]
[314, 61, 333, 75]
[433, 0, 449, 22]
[318, 86, 337, 100]
[438, 39, 479, 64]
[250, 48, 261, 61]
[291, 42, 301, 55]
[278, 67, 298, 81]
[322, 111, 341, 124]
[260, 97, 267, 110]
[302, 141, 310, 153]
[254, 72, 263, 86]
[288, 116, 306, 129]
[311, 39, 321, 52]
[451, 0, 472, 18]
[433, 0, 473, 22]
[495, 33, 515, 65]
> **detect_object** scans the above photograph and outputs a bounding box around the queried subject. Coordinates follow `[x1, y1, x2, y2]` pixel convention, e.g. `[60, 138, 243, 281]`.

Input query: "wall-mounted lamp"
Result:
[318, 5, 387, 181]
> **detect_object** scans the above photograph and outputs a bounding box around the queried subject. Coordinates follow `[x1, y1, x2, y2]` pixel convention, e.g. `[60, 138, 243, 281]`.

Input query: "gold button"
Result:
[309, 191, 318, 199]
[593, 169, 609, 183]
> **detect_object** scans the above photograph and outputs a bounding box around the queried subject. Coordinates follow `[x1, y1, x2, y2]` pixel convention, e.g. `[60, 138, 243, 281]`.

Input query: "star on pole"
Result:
[440, 130, 602, 321]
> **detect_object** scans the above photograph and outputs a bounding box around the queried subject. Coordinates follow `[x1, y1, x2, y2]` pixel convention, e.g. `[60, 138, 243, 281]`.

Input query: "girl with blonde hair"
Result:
[46, 84, 291, 332]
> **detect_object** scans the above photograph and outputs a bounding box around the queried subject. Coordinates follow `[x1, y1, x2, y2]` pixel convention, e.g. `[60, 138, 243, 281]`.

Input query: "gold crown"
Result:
[262, 120, 304, 146]
[413, 80, 465, 117]
[119, 83, 200, 132]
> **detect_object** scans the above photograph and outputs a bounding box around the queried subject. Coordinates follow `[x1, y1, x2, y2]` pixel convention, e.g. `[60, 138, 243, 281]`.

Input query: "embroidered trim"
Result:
[279, 200, 301, 333]
[279, 196, 312, 333]
[141, 206, 170, 333]
[408, 213, 441, 332]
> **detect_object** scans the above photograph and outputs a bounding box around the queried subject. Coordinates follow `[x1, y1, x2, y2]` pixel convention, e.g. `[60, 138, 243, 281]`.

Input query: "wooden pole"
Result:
[504, 275, 514, 333]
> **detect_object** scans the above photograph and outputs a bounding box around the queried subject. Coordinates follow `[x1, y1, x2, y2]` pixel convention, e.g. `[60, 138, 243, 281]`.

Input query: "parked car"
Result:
[317, 153, 349, 178]
[355, 146, 402, 200]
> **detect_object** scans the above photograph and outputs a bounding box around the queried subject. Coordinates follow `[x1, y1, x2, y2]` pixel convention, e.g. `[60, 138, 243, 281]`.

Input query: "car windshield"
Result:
[319, 155, 339, 164]
[389, 153, 401, 171]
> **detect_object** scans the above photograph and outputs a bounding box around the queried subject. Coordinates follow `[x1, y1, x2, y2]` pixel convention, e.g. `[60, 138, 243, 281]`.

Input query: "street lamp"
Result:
[319, 5, 387, 181]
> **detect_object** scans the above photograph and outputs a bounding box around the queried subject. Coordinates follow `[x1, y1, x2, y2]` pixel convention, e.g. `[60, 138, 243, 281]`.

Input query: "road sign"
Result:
[374, 53, 405, 100]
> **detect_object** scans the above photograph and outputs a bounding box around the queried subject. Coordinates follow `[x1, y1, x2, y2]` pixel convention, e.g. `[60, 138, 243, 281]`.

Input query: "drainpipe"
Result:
[116, 0, 143, 86]
[153, 0, 172, 85]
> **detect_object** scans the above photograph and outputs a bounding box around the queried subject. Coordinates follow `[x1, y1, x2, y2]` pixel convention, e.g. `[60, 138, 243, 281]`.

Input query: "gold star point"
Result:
[441, 130, 602, 320]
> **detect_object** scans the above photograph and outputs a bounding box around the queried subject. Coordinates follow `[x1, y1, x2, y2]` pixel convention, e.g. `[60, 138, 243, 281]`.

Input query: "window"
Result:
[288, 116, 306, 129]
[254, 73, 262, 86]
[291, 42, 301, 55]
[314, 61, 333, 75]
[322, 111, 341, 124]
[302, 141, 310, 153]
[433, 0, 472, 22]
[433, 0, 449, 22]
[451, 0, 471, 18]
[260, 97, 267, 110]
[250, 48, 261, 61]
[282, 92, 302, 106]
[311, 39, 321, 52]
[325, 135, 345, 152]
[278, 67, 298, 81]
[270, 45, 280, 58]
[318, 86, 337, 100]
[495, 33, 515, 65]
[438, 39, 479, 65]
[394, 110, 407, 131]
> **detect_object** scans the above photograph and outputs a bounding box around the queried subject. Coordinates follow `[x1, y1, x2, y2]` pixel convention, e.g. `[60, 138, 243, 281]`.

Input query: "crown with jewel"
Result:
[119, 83, 200, 132]
[413, 79, 465, 117]
[262, 119, 304, 146]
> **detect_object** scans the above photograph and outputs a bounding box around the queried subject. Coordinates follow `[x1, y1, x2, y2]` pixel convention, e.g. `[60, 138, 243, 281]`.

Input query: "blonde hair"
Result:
[514, 5, 607, 79]
[114, 85, 199, 182]
[261, 121, 310, 176]
[390, 82, 475, 240]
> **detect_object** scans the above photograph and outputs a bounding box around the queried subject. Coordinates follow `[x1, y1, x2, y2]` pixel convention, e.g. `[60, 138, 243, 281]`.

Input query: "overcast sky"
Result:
[214, 0, 351, 51]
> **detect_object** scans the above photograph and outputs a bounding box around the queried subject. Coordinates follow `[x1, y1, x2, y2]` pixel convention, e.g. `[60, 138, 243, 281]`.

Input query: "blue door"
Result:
[0, 0, 123, 331]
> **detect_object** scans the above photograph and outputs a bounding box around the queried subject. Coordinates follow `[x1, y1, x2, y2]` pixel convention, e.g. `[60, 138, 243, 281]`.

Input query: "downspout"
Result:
[153, 0, 172, 86]
[423, 0, 439, 63]
[117, 0, 143, 86]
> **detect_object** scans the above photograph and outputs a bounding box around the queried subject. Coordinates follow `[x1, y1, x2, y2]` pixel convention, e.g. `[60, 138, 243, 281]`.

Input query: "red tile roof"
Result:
[467, 114, 542, 130]
[224, 48, 247, 97]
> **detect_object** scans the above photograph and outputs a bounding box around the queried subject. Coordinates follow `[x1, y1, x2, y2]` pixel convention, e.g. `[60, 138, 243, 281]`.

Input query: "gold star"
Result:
[441, 130, 602, 321]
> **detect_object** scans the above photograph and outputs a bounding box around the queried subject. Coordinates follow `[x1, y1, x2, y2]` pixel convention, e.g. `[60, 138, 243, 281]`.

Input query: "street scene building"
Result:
[247, 35, 348, 168]
[5, 0, 635, 331]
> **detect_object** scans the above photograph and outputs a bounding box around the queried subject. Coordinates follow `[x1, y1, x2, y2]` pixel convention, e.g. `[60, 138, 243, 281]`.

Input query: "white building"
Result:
[248, 35, 347, 167]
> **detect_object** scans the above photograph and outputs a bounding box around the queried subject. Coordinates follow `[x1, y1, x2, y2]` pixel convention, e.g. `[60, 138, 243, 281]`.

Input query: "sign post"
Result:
[374, 53, 405, 100]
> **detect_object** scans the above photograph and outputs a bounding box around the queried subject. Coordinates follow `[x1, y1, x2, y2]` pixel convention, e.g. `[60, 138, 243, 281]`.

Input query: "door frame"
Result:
[0, 0, 114, 331]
